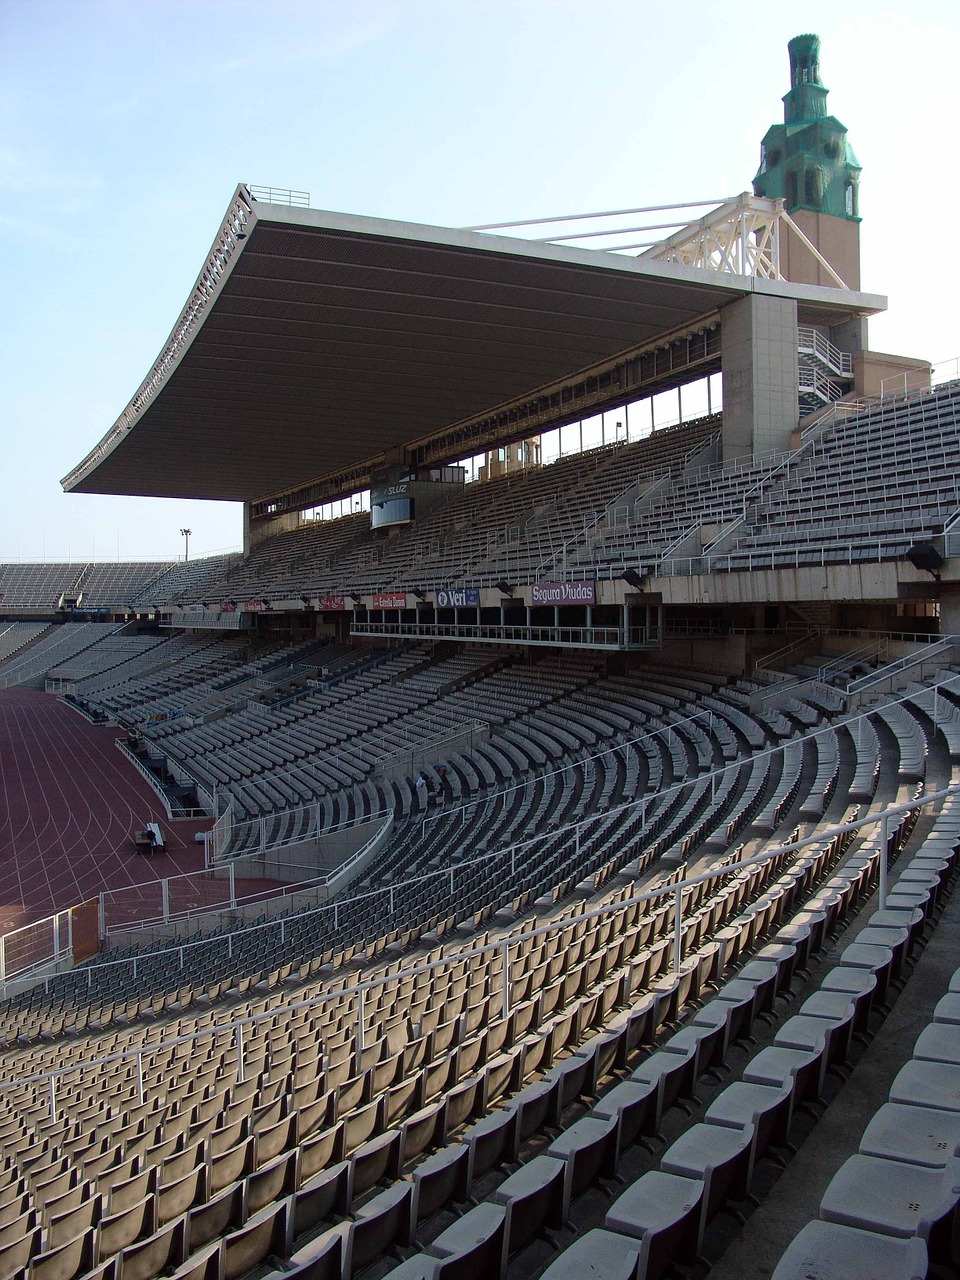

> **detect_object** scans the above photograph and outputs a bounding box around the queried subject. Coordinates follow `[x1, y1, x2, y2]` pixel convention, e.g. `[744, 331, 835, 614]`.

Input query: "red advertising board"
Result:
[244, 600, 265, 612]
[316, 595, 346, 611]
[372, 592, 407, 610]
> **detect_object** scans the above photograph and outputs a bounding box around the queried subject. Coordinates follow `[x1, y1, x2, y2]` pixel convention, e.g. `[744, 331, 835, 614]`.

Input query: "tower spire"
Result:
[753, 34, 860, 222]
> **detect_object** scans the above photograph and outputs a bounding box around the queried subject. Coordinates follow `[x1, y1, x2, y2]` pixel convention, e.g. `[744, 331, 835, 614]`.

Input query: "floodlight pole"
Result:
[180, 528, 192, 562]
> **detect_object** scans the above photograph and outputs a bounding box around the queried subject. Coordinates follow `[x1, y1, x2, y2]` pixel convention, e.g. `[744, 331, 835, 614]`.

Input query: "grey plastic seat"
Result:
[743, 1044, 826, 1108]
[889, 1060, 960, 1112]
[771, 1219, 927, 1279]
[859, 1102, 960, 1168]
[537, 1228, 643, 1279]
[913, 1022, 960, 1066]
[605, 1170, 704, 1278]
[491, 1154, 566, 1256]
[660, 1121, 755, 1232]
[705, 1081, 793, 1159]
[820, 1152, 960, 1268]
[544, 1113, 620, 1219]
[592, 1079, 659, 1151]
[426, 1201, 508, 1280]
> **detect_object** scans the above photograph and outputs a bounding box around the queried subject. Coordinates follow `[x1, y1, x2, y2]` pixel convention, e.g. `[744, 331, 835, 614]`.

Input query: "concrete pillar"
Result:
[940, 586, 960, 638]
[721, 294, 799, 462]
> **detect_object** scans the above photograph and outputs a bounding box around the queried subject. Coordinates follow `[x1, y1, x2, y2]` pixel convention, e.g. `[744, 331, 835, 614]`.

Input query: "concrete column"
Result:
[940, 586, 960, 638]
[721, 294, 799, 462]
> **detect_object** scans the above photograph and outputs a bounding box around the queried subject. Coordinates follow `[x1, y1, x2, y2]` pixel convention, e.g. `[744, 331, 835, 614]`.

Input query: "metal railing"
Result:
[797, 327, 853, 377]
[101, 811, 394, 939]
[17, 665, 959, 998]
[349, 620, 659, 650]
[247, 185, 310, 207]
[7, 779, 958, 1117]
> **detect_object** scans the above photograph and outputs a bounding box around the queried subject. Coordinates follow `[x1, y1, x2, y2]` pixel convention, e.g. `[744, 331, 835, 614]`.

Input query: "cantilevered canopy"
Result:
[63, 185, 884, 503]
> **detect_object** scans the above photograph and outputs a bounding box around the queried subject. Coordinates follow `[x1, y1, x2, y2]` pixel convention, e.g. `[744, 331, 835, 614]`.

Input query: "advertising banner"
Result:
[244, 600, 265, 612]
[316, 595, 346, 612]
[531, 580, 597, 606]
[436, 586, 480, 608]
[372, 592, 407, 610]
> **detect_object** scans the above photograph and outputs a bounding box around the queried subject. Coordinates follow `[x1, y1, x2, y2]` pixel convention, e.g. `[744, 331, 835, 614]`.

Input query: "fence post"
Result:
[356, 987, 366, 1052]
[98, 893, 106, 941]
[878, 812, 889, 909]
[0, 935, 4, 985]
[49, 1076, 57, 1124]
[673, 887, 683, 974]
[236, 1023, 245, 1084]
[229, 862, 237, 909]
[161, 878, 170, 923]
[501, 941, 511, 1021]
[136, 1051, 145, 1104]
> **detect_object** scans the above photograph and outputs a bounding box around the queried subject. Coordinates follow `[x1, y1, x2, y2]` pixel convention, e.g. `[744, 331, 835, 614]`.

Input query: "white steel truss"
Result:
[639, 193, 849, 288]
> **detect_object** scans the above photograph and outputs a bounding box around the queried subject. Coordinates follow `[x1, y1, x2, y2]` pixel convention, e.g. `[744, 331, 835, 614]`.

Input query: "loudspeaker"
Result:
[621, 569, 647, 588]
[495, 581, 514, 595]
[905, 542, 944, 573]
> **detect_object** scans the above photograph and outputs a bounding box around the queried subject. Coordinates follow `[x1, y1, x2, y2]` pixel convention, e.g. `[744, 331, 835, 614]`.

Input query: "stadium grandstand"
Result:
[3, 32, 960, 1280]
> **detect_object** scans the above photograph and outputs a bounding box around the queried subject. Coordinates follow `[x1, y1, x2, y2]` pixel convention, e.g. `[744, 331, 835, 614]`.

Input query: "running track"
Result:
[0, 689, 210, 933]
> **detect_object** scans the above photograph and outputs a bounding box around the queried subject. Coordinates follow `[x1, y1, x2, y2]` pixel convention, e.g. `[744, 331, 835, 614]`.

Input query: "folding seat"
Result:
[350, 1129, 402, 1199]
[771, 1220, 926, 1279]
[209, 1135, 255, 1194]
[289, 1161, 351, 1241]
[96, 1193, 157, 1258]
[774, 1004, 856, 1086]
[820, 1151, 960, 1270]
[0, 1226, 41, 1278]
[221, 1200, 291, 1280]
[116, 1217, 187, 1280]
[604, 1170, 704, 1279]
[155, 1163, 208, 1227]
[743, 1044, 827, 1111]
[423, 1202, 507, 1279]
[185, 1181, 247, 1252]
[27, 1227, 96, 1280]
[344, 1181, 415, 1277]
[659, 1120, 757, 1244]
[630, 1046, 700, 1127]
[704, 1078, 794, 1161]
[543, 1112, 621, 1220]
[462, 1103, 519, 1188]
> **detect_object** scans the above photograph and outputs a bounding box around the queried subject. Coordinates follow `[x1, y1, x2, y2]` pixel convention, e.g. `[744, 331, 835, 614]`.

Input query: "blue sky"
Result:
[2, 0, 957, 562]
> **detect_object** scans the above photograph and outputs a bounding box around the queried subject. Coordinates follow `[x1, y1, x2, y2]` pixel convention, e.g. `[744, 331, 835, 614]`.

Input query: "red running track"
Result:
[0, 689, 211, 934]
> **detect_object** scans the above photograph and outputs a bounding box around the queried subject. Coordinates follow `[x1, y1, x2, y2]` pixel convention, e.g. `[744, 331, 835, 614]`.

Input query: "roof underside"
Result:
[64, 193, 883, 503]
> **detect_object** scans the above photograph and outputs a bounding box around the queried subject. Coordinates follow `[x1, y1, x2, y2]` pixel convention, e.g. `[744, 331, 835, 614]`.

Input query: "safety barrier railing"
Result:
[6, 778, 957, 1118]
[23, 663, 954, 997]
[100, 813, 394, 939]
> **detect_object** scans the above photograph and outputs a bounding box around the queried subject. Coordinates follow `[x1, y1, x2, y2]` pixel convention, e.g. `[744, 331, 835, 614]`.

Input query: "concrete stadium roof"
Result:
[63, 185, 885, 503]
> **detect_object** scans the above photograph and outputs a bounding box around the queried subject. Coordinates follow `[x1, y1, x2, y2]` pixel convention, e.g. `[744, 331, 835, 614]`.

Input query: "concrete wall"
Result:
[219, 814, 389, 882]
[782, 210, 861, 290]
[721, 294, 799, 461]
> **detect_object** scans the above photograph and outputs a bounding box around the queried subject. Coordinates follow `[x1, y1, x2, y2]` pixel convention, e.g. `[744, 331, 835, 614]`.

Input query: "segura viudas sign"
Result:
[531, 580, 597, 606]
